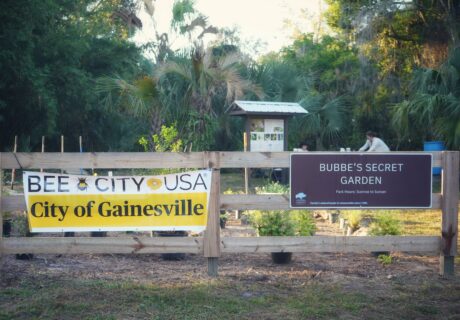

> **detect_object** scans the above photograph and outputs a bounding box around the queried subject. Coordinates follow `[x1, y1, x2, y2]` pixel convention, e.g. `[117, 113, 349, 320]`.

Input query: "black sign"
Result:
[290, 153, 432, 208]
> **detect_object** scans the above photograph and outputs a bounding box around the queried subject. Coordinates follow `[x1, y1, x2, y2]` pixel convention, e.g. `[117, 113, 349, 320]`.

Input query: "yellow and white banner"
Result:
[23, 170, 212, 232]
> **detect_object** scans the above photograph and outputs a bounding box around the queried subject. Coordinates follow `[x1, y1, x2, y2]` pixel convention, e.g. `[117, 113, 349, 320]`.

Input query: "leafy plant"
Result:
[377, 254, 393, 266]
[292, 210, 316, 236]
[138, 123, 184, 175]
[250, 210, 316, 236]
[250, 210, 295, 236]
[250, 182, 315, 236]
[139, 123, 183, 152]
[369, 212, 402, 236]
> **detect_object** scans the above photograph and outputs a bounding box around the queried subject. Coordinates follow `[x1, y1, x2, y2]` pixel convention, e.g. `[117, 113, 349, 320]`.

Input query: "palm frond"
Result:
[298, 93, 348, 146]
[391, 100, 411, 139]
[156, 61, 193, 82]
[95, 76, 160, 117]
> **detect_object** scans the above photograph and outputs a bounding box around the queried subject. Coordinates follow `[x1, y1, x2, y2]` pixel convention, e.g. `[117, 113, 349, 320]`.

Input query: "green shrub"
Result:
[137, 123, 184, 175]
[250, 210, 295, 236]
[139, 123, 183, 152]
[369, 212, 402, 236]
[250, 182, 315, 236]
[250, 209, 315, 236]
[292, 210, 316, 236]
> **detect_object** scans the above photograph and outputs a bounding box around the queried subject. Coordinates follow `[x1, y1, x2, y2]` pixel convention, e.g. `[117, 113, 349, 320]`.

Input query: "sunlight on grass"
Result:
[397, 209, 441, 235]
[341, 209, 442, 235]
[0, 279, 371, 320]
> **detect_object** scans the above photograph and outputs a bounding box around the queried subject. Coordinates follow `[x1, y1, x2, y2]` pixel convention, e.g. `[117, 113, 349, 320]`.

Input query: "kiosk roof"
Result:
[230, 100, 308, 116]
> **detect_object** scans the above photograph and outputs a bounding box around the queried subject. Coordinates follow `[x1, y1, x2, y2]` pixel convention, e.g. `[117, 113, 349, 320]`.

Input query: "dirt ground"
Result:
[1, 212, 459, 320]
[0, 213, 453, 287]
[0, 244, 444, 287]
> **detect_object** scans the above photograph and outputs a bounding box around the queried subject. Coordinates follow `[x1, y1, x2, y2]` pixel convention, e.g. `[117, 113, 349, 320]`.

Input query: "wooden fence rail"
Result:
[2, 236, 440, 255]
[0, 151, 458, 277]
[0, 151, 443, 169]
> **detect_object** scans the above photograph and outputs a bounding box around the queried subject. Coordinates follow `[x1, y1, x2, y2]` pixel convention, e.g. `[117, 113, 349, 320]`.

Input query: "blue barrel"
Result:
[424, 141, 445, 175]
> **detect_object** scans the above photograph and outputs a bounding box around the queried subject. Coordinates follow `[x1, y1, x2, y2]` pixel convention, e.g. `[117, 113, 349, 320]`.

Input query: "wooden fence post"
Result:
[40, 136, 45, 173]
[10, 136, 17, 189]
[204, 169, 221, 277]
[440, 151, 459, 277]
[60, 135, 64, 174]
[243, 132, 249, 195]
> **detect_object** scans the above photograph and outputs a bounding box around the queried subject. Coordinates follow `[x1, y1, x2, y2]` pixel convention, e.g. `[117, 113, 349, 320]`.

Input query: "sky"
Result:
[133, 0, 326, 57]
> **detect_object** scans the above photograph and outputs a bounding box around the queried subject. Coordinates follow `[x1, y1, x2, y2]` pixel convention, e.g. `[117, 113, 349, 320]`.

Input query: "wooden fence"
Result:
[0, 151, 458, 277]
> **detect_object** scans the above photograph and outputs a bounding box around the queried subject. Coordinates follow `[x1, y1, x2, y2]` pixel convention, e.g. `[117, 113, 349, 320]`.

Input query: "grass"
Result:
[395, 208, 460, 264]
[339, 208, 443, 235]
[0, 279, 365, 319]
[1, 277, 459, 320]
[397, 209, 441, 235]
[341, 207, 460, 264]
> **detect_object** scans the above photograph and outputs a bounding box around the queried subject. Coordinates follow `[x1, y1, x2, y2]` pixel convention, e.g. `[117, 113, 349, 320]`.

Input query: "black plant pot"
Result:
[16, 253, 34, 260]
[91, 231, 107, 237]
[2, 219, 12, 237]
[156, 231, 188, 261]
[271, 252, 292, 264]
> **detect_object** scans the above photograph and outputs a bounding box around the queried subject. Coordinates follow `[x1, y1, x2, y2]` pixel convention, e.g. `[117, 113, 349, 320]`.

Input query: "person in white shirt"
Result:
[359, 131, 390, 152]
[293, 142, 309, 152]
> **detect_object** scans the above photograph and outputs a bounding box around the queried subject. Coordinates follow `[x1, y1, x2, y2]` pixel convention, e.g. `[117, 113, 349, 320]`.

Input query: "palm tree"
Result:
[293, 93, 349, 150]
[96, 75, 163, 150]
[156, 46, 261, 150]
[247, 59, 348, 150]
[247, 60, 310, 102]
[392, 47, 460, 149]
